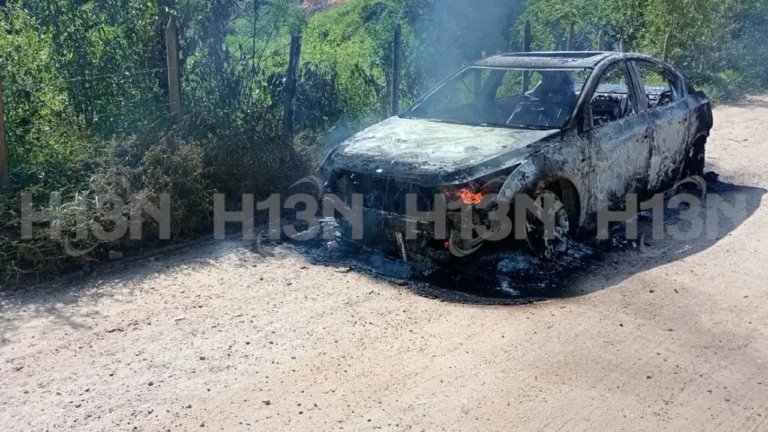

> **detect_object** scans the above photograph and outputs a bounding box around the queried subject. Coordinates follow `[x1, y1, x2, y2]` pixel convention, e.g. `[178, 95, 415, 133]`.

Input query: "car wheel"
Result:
[524, 190, 570, 260]
[683, 136, 706, 177]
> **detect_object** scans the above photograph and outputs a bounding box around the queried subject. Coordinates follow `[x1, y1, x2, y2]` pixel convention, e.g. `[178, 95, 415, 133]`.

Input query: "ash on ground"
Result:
[282, 219, 631, 305]
[271, 174, 718, 305]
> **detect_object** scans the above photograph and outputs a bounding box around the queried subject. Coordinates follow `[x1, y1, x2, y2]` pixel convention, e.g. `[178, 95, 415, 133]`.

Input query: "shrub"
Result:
[0, 132, 213, 278]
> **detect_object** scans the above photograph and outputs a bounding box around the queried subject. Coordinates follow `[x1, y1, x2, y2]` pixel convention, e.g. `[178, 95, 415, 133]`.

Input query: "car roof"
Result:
[475, 51, 626, 69]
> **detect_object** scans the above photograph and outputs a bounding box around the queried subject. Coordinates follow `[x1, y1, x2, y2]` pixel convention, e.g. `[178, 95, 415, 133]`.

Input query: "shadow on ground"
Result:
[294, 175, 766, 305]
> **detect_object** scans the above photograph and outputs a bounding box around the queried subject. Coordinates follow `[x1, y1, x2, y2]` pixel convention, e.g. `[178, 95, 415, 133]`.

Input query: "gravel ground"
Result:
[2, 96, 768, 431]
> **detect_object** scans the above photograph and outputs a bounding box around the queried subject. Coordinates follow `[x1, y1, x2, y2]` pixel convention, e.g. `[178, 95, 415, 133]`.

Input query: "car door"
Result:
[581, 60, 652, 211]
[629, 60, 691, 191]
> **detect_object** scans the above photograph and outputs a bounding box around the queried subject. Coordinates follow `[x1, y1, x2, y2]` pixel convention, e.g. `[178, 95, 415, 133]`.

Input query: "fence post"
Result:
[521, 20, 532, 93]
[566, 23, 576, 51]
[598, 30, 606, 51]
[619, 36, 627, 53]
[284, 34, 302, 146]
[391, 23, 402, 116]
[0, 80, 7, 187]
[166, 17, 182, 125]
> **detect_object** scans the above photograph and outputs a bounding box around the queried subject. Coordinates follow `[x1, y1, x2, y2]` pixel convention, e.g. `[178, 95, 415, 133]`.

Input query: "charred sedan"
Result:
[321, 52, 713, 259]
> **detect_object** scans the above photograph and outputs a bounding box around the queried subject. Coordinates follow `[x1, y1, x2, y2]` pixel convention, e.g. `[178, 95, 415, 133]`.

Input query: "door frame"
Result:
[627, 58, 694, 190]
[578, 59, 654, 211]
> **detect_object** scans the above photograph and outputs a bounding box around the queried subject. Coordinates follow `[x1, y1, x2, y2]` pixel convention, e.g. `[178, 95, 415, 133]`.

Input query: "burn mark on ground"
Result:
[283, 174, 764, 306]
[290, 232, 632, 305]
[288, 214, 634, 305]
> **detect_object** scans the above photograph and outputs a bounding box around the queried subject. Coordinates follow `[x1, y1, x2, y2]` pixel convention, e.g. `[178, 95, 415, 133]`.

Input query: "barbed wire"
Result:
[5, 99, 180, 136]
[62, 67, 169, 84]
[92, 101, 177, 122]
[7, 29, 313, 96]
[5, 66, 172, 100]
[1, 20, 331, 135]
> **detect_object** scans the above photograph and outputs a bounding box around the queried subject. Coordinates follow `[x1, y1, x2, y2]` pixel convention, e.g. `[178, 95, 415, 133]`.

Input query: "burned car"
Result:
[321, 52, 713, 259]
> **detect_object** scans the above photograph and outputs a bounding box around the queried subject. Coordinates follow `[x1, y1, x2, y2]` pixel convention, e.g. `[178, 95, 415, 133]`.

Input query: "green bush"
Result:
[521, 0, 768, 100]
[0, 132, 213, 278]
[0, 1, 313, 281]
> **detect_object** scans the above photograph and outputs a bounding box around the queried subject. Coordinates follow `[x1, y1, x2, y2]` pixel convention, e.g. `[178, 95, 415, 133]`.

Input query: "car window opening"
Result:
[634, 61, 685, 109]
[587, 63, 636, 128]
[405, 67, 592, 130]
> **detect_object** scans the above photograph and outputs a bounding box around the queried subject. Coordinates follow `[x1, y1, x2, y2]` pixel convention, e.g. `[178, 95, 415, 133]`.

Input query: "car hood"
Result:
[324, 116, 560, 185]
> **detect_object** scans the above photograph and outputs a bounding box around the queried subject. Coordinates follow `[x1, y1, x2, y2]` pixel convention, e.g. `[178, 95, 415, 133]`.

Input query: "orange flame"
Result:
[458, 188, 484, 205]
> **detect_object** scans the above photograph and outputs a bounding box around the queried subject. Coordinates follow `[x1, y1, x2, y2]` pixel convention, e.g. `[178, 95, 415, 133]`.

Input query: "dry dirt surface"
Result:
[2, 96, 768, 432]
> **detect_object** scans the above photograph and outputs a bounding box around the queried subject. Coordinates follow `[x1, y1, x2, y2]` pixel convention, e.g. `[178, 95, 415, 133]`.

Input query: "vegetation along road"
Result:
[2, 97, 768, 430]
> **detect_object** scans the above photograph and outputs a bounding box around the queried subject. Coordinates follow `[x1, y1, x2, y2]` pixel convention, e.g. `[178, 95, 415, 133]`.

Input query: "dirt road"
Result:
[2, 97, 768, 432]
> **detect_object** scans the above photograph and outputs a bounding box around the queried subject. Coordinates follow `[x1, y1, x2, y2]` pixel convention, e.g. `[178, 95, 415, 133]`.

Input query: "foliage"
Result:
[521, 0, 768, 102]
[0, 0, 311, 280]
[0, 134, 212, 277]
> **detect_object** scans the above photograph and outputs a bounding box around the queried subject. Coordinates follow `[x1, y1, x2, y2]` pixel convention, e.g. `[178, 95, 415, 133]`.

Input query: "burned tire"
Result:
[683, 136, 706, 178]
[524, 190, 570, 260]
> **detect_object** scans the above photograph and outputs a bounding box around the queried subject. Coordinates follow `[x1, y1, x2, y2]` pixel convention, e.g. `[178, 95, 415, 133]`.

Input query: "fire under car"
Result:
[320, 51, 713, 260]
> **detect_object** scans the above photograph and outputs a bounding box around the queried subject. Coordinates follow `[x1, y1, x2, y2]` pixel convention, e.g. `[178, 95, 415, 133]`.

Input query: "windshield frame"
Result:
[401, 65, 595, 131]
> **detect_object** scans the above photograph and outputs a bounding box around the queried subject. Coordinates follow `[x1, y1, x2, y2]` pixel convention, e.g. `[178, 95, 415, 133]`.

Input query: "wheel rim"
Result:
[525, 191, 570, 260]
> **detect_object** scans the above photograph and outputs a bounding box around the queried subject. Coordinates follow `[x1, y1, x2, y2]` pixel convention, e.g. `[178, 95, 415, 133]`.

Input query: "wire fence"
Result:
[61, 67, 170, 84]
[0, 11, 407, 176]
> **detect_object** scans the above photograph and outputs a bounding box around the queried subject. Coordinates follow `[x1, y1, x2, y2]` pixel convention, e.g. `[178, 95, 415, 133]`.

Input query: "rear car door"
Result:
[581, 60, 652, 210]
[629, 60, 691, 191]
